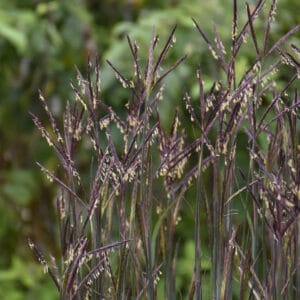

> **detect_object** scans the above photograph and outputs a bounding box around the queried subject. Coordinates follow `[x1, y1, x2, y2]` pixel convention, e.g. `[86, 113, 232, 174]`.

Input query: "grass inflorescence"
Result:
[30, 1, 299, 299]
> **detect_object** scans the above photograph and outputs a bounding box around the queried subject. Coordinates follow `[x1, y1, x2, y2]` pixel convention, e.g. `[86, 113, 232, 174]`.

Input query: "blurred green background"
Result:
[0, 0, 299, 298]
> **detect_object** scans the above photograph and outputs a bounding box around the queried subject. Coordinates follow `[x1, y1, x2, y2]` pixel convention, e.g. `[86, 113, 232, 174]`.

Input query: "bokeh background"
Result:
[0, 0, 299, 298]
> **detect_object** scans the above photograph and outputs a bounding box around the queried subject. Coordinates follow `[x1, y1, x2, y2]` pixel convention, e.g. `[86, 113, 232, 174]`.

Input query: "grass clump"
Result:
[30, 1, 300, 299]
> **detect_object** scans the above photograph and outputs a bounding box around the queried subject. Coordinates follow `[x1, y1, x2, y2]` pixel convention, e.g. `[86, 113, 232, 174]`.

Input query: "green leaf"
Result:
[1, 169, 38, 206]
[0, 20, 27, 53]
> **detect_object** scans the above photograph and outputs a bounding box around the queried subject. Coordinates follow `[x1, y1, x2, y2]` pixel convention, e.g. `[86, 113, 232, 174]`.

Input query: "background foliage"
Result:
[0, 0, 299, 298]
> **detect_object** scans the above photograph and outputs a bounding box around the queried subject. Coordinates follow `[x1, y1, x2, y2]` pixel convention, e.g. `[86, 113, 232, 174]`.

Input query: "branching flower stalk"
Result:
[30, 1, 299, 299]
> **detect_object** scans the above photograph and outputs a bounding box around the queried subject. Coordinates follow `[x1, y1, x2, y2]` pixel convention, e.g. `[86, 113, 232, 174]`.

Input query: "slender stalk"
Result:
[194, 144, 204, 300]
[212, 156, 221, 300]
